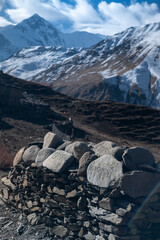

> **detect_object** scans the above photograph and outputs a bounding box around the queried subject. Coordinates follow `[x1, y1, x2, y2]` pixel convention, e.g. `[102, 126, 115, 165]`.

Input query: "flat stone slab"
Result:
[89, 206, 126, 226]
[87, 154, 123, 188]
[43, 132, 62, 149]
[122, 147, 155, 171]
[120, 171, 160, 198]
[43, 150, 74, 173]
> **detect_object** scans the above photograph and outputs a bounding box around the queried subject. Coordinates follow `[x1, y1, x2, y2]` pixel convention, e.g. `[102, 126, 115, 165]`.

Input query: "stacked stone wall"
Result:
[1, 132, 160, 240]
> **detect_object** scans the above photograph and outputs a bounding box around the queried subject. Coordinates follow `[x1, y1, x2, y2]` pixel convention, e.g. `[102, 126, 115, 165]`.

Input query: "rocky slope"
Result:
[1, 72, 160, 160]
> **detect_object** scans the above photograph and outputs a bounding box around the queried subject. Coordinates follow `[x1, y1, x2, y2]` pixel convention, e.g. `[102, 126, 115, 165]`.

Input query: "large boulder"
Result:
[93, 141, 126, 161]
[120, 171, 160, 198]
[87, 154, 123, 188]
[13, 147, 25, 166]
[23, 145, 40, 164]
[122, 147, 155, 171]
[43, 150, 74, 173]
[43, 132, 62, 149]
[35, 148, 55, 167]
[65, 141, 92, 160]
[77, 152, 97, 176]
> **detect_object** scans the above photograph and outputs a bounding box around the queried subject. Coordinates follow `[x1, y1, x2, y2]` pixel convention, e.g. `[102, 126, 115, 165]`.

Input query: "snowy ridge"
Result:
[0, 46, 82, 80]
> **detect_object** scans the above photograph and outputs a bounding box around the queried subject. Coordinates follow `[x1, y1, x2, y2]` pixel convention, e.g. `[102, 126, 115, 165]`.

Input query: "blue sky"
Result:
[0, 0, 160, 35]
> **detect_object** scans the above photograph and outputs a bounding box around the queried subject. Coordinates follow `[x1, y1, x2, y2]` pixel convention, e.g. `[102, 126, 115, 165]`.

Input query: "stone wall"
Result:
[1, 132, 160, 240]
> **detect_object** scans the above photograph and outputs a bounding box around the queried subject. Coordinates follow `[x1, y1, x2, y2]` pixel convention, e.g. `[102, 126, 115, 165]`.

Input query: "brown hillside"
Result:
[0, 71, 160, 161]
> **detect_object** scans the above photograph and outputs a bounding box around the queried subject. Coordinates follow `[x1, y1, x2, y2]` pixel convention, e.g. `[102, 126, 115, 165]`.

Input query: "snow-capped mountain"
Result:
[34, 22, 160, 109]
[0, 14, 105, 61]
[0, 14, 63, 50]
[1, 20, 160, 108]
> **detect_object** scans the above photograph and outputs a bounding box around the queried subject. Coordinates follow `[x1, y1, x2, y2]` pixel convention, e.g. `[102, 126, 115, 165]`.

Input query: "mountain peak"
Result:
[26, 14, 45, 22]
[19, 14, 52, 29]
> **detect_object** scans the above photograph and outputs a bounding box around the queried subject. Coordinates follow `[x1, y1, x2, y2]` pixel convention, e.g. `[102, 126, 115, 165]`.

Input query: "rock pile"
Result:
[1, 132, 160, 239]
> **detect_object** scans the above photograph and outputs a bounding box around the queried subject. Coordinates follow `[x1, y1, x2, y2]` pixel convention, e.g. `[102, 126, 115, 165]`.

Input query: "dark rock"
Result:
[122, 147, 155, 171]
[120, 171, 160, 198]
[99, 197, 115, 211]
[77, 196, 88, 210]
[78, 151, 97, 176]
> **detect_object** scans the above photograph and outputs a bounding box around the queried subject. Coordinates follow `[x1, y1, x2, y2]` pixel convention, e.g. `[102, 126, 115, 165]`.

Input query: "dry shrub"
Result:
[0, 144, 14, 170]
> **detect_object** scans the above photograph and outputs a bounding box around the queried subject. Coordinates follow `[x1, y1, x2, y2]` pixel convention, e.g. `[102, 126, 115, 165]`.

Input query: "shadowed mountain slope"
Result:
[0, 71, 160, 161]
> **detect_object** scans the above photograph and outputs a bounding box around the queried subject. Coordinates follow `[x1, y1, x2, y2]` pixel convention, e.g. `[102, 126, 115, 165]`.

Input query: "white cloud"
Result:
[0, 17, 13, 27]
[3, 0, 160, 35]
[6, 0, 66, 23]
[0, 0, 5, 10]
[95, 1, 160, 35]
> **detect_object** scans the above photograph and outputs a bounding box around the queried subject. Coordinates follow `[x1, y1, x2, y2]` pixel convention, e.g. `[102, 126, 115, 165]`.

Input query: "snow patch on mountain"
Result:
[0, 46, 81, 80]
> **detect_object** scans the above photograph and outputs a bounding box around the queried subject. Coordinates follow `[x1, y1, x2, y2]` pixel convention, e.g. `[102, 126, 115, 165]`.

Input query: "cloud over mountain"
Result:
[1, 0, 160, 35]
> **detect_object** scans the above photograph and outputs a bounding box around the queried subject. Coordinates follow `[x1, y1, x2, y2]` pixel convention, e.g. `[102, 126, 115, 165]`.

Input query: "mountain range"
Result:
[0, 14, 105, 61]
[0, 14, 160, 109]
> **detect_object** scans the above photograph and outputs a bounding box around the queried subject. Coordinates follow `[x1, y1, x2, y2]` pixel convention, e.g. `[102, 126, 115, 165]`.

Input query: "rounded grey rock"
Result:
[35, 148, 55, 167]
[93, 141, 123, 159]
[65, 141, 92, 160]
[23, 145, 40, 164]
